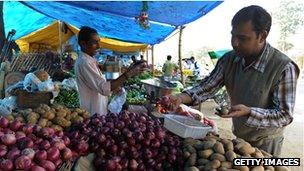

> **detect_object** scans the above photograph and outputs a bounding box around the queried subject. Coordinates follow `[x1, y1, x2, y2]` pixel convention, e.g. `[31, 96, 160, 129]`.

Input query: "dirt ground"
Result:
[199, 78, 304, 171]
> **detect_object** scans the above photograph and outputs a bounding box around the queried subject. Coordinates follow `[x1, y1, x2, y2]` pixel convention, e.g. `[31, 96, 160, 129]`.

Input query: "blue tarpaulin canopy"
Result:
[4, 1, 223, 45]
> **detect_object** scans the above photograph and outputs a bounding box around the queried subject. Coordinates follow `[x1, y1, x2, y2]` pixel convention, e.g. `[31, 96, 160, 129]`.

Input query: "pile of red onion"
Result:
[0, 117, 74, 171]
[67, 111, 183, 170]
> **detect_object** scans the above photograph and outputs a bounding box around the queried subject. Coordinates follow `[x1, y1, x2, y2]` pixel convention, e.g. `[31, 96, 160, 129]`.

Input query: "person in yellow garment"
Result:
[162, 55, 178, 80]
[75, 26, 146, 115]
[168, 5, 299, 157]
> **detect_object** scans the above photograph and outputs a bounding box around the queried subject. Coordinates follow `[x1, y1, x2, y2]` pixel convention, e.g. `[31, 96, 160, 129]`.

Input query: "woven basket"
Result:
[16, 90, 53, 109]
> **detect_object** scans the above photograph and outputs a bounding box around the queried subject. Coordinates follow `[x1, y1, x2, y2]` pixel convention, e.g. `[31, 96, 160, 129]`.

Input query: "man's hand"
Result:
[127, 62, 148, 77]
[167, 95, 183, 111]
[221, 104, 251, 118]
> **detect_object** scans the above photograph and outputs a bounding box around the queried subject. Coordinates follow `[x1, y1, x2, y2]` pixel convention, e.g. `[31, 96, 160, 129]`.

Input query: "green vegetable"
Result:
[54, 89, 80, 108]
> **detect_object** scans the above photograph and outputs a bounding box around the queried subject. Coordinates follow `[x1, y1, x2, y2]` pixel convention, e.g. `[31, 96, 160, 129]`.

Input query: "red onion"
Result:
[137, 163, 146, 171]
[146, 132, 155, 140]
[34, 150, 47, 162]
[15, 155, 32, 170]
[61, 148, 72, 161]
[52, 141, 65, 150]
[30, 165, 46, 171]
[0, 117, 9, 128]
[127, 137, 136, 146]
[62, 136, 70, 146]
[40, 140, 50, 150]
[120, 158, 128, 169]
[33, 125, 41, 134]
[0, 144, 8, 157]
[0, 159, 14, 171]
[9, 120, 22, 131]
[39, 160, 55, 171]
[54, 159, 62, 168]
[3, 128, 14, 134]
[1, 133, 16, 145]
[6, 147, 20, 160]
[15, 131, 26, 140]
[69, 131, 79, 139]
[22, 124, 34, 134]
[22, 148, 35, 159]
[40, 128, 54, 138]
[151, 139, 161, 148]
[115, 121, 125, 130]
[47, 147, 60, 162]
[106, 159, 117, 171]
[75, 140, 89, 155]
[144, 149, 153, 159]
[17, 137, 34, 150]
[56, 130, 64, 137]
[129, 159, 138, 171]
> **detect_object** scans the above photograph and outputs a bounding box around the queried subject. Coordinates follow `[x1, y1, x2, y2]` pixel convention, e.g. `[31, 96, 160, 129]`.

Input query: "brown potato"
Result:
[274, 166, 290, 171]
[251, 166, 264, 171]
[15, 116, 24, 122]
[252, 148, 264, 158]
[184, 137, 197, 146]
[197, 158, 209, 166]
[38, 118, 48, 127]
[225, 150, 237, 162]
[185, 153, 197, 166]
[239, 144, 255, 155]
[185, 144, 197, 154]
[206, 159, 221, 169]
[183, 151, 191, 159]
[264, 166, 274, 171]
[5, 114, 15, 121]
[198, 149, 214, 159]
[220, 161, 232, 169]
[210, 153, 226, 162]
[184, 167, 199, 171]
[233, 166, 249, 171]
[213, 142, 225, 154]
[203, 140, 216, 150]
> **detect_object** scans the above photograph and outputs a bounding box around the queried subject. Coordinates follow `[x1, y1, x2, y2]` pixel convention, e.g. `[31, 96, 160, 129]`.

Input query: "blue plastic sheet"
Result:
[4, 1, 223, 45]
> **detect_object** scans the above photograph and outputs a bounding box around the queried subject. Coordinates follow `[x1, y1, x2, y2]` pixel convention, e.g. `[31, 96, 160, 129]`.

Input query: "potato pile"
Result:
[5, 104, 90, 131]
[182, 136, 289, 171]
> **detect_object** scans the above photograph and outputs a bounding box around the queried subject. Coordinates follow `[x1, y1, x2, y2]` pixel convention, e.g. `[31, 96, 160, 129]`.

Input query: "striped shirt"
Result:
[184, 44, 299, 128]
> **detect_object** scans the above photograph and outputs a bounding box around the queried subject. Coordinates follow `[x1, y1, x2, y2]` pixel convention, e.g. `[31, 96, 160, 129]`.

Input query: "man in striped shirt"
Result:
[170, 5, 299, 157]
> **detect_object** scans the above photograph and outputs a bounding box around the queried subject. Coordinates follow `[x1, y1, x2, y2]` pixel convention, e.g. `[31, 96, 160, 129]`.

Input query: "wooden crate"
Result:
[16, 90, 53, 109]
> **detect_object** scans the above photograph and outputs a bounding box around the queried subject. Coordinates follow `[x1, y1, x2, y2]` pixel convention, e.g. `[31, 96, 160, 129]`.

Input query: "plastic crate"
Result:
[164, 114, 212, 139]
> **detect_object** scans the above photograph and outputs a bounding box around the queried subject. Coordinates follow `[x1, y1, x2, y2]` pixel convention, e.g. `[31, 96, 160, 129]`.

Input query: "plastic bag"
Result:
[61, 78, 78, 91]
[23, 73, 41, 92]
[0, 96, 17, 116]
[108, 88, 127, 114]
[37, 78, 54, 92]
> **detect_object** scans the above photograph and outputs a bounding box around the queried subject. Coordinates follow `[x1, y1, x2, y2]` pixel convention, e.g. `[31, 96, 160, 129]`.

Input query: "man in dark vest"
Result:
[169, 5, 299, 157]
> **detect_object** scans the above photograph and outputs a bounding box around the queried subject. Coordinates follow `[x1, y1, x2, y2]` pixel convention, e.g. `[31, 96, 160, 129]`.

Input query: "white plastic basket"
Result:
[164, 114, 212, 139]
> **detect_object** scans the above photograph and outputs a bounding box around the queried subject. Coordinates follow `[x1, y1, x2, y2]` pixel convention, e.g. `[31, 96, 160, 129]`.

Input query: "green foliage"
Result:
[275, 0, 304, 52]
[54, 89, 80, 108]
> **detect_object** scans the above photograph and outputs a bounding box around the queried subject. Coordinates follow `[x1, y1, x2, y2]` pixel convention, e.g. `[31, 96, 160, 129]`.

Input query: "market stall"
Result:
[1, 1, 289, 171]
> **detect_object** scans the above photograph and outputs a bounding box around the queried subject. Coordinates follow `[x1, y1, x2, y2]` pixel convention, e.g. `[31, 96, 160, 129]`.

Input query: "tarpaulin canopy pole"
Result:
[178, 26, 185, 86]
[152, 46, 154, 75]
[145, 49, 148, 62]
[58, 20, 62, 54]
[0, 2, 5, 50]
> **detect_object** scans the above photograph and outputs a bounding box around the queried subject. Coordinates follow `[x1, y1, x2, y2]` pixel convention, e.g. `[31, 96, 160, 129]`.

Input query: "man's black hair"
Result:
[167, 55, 172, 60]
[78, 26, 98, 45]
[232, 5, 272, 36]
